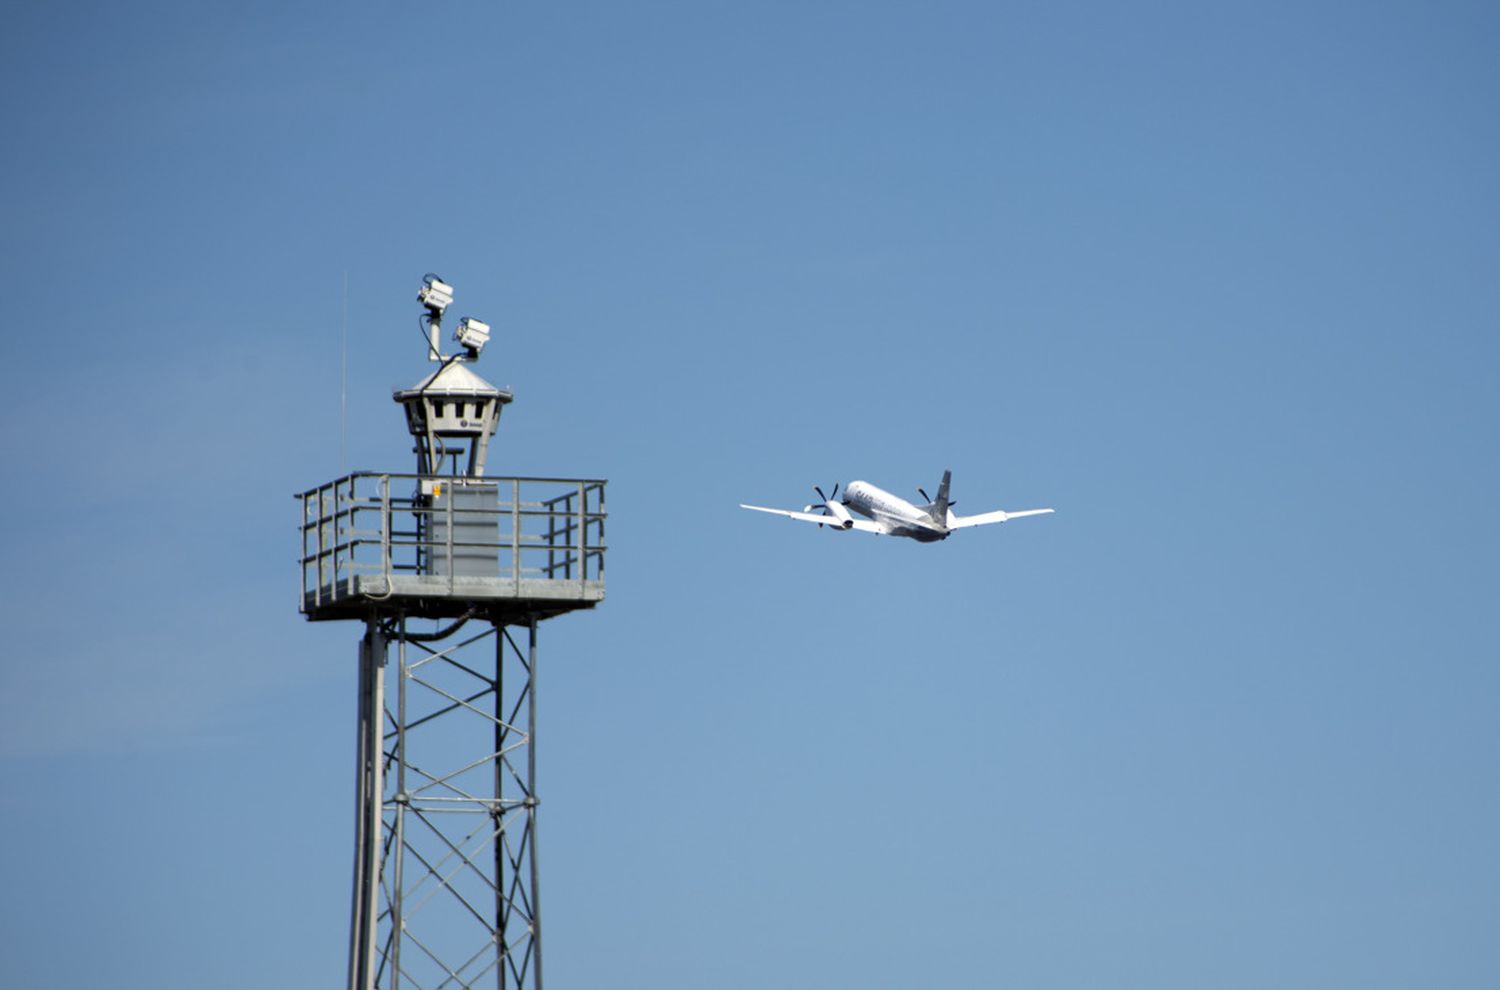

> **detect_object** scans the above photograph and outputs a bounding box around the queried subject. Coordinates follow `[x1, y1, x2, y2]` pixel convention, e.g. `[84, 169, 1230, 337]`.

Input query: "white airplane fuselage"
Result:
[841, 480, 949, 542]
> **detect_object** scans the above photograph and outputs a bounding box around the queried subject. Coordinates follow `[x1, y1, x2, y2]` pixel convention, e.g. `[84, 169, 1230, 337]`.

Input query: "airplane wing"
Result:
[740, 504, 885, 533]
[946, 507, 1054, 530]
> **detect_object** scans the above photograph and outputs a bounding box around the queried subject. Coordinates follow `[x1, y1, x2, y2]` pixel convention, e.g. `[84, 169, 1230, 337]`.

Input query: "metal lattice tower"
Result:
[298, 277, 605, 989]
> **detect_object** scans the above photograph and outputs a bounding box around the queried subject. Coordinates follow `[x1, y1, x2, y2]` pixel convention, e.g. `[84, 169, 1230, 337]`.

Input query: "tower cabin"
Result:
[394, 359, 510, 478]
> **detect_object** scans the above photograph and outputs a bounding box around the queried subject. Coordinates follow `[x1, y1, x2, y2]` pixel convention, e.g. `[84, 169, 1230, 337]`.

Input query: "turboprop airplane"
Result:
[740, 470, 1053, 543]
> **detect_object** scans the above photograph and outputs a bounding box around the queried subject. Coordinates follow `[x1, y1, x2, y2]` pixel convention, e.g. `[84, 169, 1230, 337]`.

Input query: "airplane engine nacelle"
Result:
[799, 501, 853, 528]
[823, 501, 854, 529]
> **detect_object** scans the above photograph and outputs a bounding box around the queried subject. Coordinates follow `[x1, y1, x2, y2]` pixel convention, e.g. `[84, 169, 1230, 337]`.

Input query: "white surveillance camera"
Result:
[418, 276, 454, 314]
[455, 317, 490, 357]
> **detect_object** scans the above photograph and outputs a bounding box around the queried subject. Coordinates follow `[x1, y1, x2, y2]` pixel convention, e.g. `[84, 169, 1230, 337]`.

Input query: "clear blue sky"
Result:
[2, 2, 1497, 986]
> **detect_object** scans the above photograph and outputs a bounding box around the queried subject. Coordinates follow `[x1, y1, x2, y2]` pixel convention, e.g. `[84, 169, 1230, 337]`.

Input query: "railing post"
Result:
[300, 494, 310, 612]
[593, 483, 605, 582]
[545, 492, 557, 579]
[316, 487, 327, 607]
[339, 477, 346, 597]
[512, 478, 522, 593]
[378, 476, 388, 586]
[575, 482, 586, 588]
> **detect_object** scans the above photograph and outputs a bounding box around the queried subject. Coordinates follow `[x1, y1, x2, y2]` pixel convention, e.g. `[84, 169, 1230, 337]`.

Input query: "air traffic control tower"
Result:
[297, 275, 605, 990]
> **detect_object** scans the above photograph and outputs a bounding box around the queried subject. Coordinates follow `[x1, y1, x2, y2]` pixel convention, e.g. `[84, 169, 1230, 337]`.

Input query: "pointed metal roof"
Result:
[393, 360, 511, 401]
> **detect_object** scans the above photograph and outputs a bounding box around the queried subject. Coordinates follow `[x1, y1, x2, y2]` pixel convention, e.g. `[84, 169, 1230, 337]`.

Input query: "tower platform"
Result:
[298, 472, 606, 623]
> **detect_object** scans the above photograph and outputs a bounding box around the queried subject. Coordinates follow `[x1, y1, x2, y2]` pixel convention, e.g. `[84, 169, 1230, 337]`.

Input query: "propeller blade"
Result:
[830, 483, 840, 501]
[814, 485, 828, 503]
[917, 487, 930, 503]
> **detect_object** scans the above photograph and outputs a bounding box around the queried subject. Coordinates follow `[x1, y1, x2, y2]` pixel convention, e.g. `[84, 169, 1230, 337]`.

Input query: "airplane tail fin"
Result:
[928, 470, 952, 525]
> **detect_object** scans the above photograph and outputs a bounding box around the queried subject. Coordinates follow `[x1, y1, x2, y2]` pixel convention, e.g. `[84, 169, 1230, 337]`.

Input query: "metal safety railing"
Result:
[297, 472, 606, 611]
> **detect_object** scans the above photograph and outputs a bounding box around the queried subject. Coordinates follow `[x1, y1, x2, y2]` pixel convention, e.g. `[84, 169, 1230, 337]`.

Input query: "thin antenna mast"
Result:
[341, 270, 349, 474]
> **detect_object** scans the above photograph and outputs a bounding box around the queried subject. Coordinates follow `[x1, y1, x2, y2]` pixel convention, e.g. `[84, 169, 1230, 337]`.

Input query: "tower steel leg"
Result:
[350, 619, 387, 990]
[527, 620, 543, 990]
